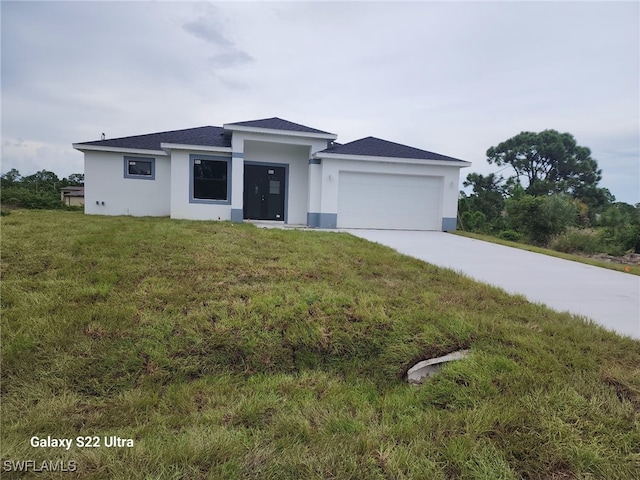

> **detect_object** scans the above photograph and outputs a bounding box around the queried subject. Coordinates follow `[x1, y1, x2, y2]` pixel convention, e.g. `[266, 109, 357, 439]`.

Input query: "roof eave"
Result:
[160, 143, 233, 154]
[72, 144, 168, 156]
[313, 151, 472, 167]
[223, 124, 338, 140]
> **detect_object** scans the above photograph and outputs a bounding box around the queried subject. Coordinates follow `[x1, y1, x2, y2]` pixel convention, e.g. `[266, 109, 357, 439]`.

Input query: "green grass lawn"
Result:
[1, 210, 639, 479]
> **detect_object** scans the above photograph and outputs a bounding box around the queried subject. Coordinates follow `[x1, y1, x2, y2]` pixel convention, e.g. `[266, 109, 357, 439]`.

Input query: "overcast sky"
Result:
[2, 1, 638, 204]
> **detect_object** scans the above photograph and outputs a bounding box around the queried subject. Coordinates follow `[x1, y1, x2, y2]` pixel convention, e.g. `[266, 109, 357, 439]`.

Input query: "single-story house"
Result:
[73, 117, 470, 230]
[60, 186, 85, 206]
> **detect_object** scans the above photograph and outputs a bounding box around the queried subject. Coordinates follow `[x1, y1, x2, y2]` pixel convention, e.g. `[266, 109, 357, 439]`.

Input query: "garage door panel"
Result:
[337, 172, 442, 230]
[340, 175, 428, 188]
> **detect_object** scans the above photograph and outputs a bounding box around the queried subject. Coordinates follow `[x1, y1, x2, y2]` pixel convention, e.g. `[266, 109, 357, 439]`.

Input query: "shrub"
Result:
[601, 224, 640, 256]
[461, 211, 487, 233]
[597, 203, 640, 255]
[0, 186, 65, 210]
[498, 230, 523, 242]
[549, 228, 602, 254]
[505, 194, 577, 245]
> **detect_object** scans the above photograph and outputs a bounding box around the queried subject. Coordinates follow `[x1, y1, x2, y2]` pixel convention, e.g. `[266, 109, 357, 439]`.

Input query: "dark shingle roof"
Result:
[319, 136, 467, 163]
[75, 126, 230, 151]
[61, 187, 84, 197]
[225, 117, 334, 135]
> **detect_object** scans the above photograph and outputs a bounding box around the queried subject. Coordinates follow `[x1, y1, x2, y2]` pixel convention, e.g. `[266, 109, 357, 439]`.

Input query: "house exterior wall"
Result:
[231, 131, 328, 155]
[169, 149, 235, 221]
[61, 189, 84, 206]
[307, 160, 322, 221]
[63, 195, 85, 207]
[314, 158, 462, 230]
[84, 151, 170, 216]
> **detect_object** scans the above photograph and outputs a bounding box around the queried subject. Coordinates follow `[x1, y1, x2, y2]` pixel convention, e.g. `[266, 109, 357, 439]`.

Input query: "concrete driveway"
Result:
[344, 230, 640, 340]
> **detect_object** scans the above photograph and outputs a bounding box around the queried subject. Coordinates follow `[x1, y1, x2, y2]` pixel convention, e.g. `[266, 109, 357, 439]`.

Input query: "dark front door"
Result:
[243, 165, 286, 221]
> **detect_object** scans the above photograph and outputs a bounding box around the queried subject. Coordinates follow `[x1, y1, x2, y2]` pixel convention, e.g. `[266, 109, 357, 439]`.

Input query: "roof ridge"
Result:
[224, 117, 334, 135]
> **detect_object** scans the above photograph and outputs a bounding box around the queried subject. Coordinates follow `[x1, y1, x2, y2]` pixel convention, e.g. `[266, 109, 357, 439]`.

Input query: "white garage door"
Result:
[337, 172, 443, 230]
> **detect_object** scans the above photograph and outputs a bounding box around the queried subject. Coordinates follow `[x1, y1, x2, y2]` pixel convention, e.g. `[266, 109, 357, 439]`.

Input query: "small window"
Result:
[129, 160, 151, 176]
[124, 157, 155, 180]
[191, 156, 230, 203]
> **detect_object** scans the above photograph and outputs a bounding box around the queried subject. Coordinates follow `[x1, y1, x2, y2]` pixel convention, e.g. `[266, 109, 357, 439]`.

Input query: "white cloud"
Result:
[183, 18, 233, 47]
[208, 51, 254, 69]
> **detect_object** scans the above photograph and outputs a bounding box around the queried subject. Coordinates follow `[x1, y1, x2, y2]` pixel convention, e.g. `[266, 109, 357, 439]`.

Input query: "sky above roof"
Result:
[2, 0, 638, 204]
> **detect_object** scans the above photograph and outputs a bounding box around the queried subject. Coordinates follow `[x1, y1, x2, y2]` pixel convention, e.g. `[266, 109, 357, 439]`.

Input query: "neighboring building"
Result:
[73, 117, 470, 230]
[60, 186, 85, 206]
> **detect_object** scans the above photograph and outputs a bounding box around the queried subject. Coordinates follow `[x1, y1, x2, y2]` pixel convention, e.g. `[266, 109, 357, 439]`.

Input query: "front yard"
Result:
[1, 210, 638, 479]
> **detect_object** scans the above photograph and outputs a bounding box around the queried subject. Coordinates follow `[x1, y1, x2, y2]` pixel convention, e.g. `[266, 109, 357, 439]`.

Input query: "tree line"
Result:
[1, 168, 84, 210]
[458, 130, 640, 256]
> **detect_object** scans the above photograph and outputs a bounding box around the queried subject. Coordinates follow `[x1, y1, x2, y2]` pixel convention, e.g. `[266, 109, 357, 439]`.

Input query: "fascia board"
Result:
[72, 144, 167, 156]
[314, 152, 472, 167]
[160, 143, 232, 154]
[223, 124, 338, 141]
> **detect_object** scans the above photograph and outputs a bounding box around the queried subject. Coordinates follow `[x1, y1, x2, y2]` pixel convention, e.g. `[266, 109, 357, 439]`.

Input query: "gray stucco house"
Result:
[73, 117, 470, 230]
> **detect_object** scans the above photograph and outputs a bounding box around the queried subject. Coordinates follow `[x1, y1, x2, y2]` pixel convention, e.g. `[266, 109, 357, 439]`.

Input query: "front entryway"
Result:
[243, 164, 286, 221]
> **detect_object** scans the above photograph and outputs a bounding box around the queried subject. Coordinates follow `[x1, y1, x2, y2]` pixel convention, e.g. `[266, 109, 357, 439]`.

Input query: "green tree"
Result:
[505, 194, 577, 245]
[571, 185, 615, 212]
[598, 202, 640, 255]
[21, 170, 60, 192]
[460, 210, 488, 233]
[461, 173, 506, 224]
[1, 168, 22, 186]
[66, 173, 84, 186]
[486, 130, 602, 198]
[1, 169, 66, 209]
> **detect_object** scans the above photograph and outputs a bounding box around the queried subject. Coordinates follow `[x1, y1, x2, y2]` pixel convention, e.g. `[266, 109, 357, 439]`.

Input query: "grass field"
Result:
[1, 210, 639, 479]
